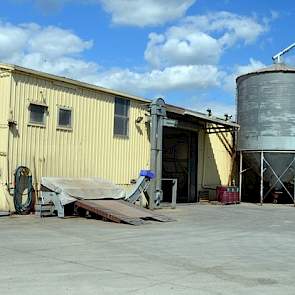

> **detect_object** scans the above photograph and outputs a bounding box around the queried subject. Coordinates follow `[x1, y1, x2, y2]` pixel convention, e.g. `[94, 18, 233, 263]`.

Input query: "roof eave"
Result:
[184, 110, 239, 129]
[0, 63, 150, 103]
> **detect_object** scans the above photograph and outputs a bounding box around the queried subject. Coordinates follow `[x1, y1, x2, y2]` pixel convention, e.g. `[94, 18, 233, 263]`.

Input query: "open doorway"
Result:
[162, 127, 198, 203]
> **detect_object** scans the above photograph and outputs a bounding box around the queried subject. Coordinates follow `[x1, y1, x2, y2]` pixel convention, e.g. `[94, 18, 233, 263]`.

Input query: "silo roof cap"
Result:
[236, 63, 295, 81]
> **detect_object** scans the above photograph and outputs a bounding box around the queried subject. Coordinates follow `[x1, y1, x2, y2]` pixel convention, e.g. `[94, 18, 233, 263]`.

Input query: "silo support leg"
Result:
[239, 152, 243, 203]
[260, 152, 264, 206]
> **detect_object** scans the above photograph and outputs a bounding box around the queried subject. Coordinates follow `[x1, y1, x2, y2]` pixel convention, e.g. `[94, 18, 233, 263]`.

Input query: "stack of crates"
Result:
[216, 186, 240, 204]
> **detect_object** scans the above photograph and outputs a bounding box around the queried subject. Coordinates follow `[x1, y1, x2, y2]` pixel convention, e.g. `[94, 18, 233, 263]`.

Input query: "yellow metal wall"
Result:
[0, 70, 13, 211]
[5, 71, 150, 200]
[198, 129, 234, 199]
[0, 67, 234, 210]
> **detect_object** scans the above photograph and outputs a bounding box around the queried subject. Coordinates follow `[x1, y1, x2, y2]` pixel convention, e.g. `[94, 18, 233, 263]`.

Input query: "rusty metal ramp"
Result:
[75, 199, 174, 226]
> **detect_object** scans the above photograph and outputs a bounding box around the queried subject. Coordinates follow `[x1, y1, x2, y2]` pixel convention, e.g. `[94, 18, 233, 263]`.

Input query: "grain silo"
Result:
[237, 60, 295, 204]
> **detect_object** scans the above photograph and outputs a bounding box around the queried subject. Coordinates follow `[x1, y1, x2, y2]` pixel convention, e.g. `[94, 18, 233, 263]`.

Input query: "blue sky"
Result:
[0, 0, 295, 116]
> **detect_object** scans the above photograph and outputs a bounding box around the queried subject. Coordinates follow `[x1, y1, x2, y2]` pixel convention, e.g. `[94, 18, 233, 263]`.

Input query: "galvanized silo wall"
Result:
[237, 71, 295, 151]
[237, 66, 295, 200]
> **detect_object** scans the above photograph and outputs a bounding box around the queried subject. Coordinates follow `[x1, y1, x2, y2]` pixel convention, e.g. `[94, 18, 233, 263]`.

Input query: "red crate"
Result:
[216, 186, 240, 204]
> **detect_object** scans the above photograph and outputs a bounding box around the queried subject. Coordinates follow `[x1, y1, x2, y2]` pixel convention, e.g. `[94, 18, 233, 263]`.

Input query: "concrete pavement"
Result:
[1, 203, 295, 294]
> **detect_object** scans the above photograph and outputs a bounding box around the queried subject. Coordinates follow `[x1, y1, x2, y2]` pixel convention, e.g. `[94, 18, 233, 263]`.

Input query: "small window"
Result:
[114, 97, 130, 136]
[29, 103, 46, 125]
[58, 108, 72, 128]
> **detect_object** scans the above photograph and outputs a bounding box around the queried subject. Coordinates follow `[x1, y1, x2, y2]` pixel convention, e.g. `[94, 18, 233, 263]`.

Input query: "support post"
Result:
[156, 115, 163, 206]
[260, 151, 264, 206]
[171, 179, 177, 209]
[239, 152, 243, 203]
[149, 105, 158, 210]
[149, 98, 166, 209]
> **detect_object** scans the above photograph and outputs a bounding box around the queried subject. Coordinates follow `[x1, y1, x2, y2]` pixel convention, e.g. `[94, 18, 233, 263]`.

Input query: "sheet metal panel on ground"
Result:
[75, 199, 173, 225]
[41, 177, 126, 205]
[41, 177, 173, 225]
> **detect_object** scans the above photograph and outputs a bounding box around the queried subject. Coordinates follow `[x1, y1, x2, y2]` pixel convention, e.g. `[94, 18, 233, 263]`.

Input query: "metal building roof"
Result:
[166, 104, 239, 129]
[0, 62, 238, 129]
[0, 63, 150, 103]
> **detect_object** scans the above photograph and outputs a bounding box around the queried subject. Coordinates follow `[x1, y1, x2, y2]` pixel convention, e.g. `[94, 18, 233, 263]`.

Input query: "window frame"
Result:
[57, 106, 73, 130]
[28, 102, 47, 127]
[113, 97, 130, 138]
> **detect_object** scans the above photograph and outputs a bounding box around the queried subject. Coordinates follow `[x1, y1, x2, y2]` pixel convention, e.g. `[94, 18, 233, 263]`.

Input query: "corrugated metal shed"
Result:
[0, 63, 238, 211]
[0, 64, 150, 194]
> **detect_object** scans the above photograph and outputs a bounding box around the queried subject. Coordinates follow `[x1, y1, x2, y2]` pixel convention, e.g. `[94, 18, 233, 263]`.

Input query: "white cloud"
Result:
[223, 58, 266, 93]
[100, 0, 195, 26]
[145, 12, 267, 69]
[145, 31, 221, 68]
[28, 0, 195, 24]
[0, 21, 95, 79]
[234, 58, 265, 76]
[0, 22, 29, 59]
[184, 12, 267, 47]
[0, 14, 270, 107]
[96, 65, 223, 93]
[0, 21, 222, 95]
[28, 25, 93, 58]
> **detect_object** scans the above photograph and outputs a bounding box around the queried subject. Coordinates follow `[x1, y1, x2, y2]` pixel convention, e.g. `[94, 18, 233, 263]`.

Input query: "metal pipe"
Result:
[272, 42, 295, 63]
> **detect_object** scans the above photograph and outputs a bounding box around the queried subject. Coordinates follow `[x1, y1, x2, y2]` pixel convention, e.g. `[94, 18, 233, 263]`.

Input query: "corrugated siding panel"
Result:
[0, 71, 11, 181]
[198, 130, 234, 193]
[8, 72, 150, 189]
[209, 132, 233, 185]
[0, 71, 12, 211]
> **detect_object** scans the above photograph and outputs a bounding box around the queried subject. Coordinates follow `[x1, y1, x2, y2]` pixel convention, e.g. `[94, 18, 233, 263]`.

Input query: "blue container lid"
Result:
[140, 170, 156, 179]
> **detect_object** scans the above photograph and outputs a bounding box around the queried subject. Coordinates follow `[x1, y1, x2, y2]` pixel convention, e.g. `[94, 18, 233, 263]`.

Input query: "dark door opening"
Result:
[162, 127, 198, 203]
